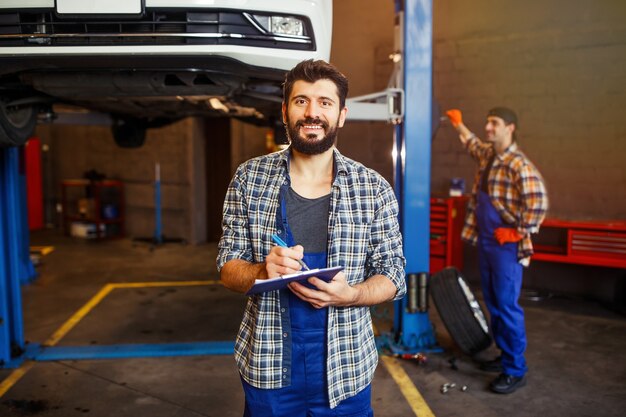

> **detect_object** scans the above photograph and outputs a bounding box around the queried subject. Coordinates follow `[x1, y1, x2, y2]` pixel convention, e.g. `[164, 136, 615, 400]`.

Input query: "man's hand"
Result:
[265, 245, 305, 278]
[494, 228, 523, 245]
[445, 108, 475, 144]
[446, 109, 463, 127]
[288, 271, 358, 309]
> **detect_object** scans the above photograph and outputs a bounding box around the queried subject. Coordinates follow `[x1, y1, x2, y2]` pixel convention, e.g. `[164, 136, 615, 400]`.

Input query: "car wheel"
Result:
[0, 97, 38, 147]
[112, 117, 147, 148]
[430, 267, 492, 356]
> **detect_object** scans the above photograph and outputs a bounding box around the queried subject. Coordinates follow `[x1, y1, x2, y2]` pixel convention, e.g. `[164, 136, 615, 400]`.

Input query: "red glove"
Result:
[446, 109, 463, 127]
[494, 228, 523, 245]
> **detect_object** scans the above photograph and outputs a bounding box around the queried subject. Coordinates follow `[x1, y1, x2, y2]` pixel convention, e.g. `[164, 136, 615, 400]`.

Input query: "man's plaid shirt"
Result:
[462, 136, 548, 261]
[217, 148, 406, 408]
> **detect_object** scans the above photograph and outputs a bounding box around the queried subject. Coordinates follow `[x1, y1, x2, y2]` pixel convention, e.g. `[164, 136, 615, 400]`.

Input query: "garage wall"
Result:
[229, 120, 268, 176]
[35, 118, 207, 244]
[332, 0, 626, 220]
[430, 0, 626, 303]
[431, 0, 626, 220]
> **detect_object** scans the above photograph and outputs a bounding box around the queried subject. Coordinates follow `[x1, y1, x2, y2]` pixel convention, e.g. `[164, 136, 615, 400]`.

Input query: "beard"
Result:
[285, 115, 339, 155]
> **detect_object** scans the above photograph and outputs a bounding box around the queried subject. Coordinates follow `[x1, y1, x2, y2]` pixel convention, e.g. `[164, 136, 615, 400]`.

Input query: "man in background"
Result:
[446, 107, 548, 394]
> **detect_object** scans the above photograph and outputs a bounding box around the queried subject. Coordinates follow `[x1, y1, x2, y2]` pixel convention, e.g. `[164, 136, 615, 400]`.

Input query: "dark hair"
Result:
[488, 106, 518, 141]
[283, 59, 349, 108]
[487, 107, 518, 127]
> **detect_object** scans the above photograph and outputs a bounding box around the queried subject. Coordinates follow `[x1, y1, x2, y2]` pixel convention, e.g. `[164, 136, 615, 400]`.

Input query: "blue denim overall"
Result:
[242, 192, 373, 416]
[476, 190, 527, 377]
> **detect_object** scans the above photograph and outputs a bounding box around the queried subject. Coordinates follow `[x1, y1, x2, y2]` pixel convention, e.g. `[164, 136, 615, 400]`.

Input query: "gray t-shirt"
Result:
[285, 187, 330, 253]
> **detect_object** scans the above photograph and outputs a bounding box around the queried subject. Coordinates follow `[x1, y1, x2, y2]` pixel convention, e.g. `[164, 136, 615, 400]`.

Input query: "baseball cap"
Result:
[487, 107, 518, 127]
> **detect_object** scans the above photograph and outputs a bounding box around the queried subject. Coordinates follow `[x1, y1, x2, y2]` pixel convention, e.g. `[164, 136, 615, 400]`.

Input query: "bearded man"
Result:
[218, 59, 406, 416]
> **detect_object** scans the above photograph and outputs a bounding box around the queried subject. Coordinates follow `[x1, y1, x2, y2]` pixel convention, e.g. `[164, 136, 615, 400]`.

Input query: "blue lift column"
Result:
[388, 0, 440, 353]
[0, 147, 28, 368]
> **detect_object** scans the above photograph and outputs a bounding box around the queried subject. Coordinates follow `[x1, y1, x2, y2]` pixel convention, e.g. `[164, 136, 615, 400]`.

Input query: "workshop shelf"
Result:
[532, 219, 626, 269]
[61, 179, 125, 239]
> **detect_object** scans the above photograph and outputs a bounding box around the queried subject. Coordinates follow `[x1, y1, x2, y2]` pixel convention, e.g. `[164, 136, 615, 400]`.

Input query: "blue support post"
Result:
[383, 0, 440, 354]
[133, 161, 184, 248]
[0, 147, 27, 367]
[18, 149, 37, 284]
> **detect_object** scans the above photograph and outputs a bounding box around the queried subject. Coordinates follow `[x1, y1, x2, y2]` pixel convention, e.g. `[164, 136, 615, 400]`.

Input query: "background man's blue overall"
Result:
[476, 186, 527, 378]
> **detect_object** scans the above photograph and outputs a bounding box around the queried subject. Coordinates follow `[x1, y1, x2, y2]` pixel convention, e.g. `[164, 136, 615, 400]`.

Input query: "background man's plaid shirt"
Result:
[217, 148, 406, 408]
[462, 136, 548, 260]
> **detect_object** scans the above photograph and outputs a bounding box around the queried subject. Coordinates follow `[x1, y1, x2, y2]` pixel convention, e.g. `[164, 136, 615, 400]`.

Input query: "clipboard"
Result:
[245, 266, 343, 296]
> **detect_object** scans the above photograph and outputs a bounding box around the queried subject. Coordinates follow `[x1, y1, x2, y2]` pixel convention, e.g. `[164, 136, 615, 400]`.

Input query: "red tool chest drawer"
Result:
[429, 196, 468, 274]
[533, 219, 626, 269]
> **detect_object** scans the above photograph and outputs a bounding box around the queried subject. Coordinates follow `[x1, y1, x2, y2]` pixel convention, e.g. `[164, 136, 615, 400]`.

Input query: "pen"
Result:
[271, 234, 310, 271]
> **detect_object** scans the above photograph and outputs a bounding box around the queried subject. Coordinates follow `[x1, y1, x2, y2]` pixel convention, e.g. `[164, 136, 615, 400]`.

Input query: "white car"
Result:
[0, 0, 332, 147]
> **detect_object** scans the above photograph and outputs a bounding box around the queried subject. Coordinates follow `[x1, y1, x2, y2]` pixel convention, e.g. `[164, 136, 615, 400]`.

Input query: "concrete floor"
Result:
[1, 230, 625, 416]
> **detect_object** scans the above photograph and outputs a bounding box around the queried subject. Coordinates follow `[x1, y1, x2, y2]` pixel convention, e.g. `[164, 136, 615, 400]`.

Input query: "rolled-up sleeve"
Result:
[517, 163, 548, 237]
[366, 178, 407, 300]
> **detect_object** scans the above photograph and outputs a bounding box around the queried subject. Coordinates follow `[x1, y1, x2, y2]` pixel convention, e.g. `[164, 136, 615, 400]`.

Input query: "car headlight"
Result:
[252, 14, 304, 37]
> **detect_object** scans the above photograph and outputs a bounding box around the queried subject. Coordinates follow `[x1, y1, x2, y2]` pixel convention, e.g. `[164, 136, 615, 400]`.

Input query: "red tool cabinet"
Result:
[532, 219, 626, 269]
[429, 196, 469, 274]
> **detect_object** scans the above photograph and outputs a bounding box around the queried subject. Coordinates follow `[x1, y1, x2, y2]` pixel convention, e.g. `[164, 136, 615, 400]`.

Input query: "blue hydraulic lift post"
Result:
[0, 147, 26, 367]
[390, 0, 439, 352]
[0, 148, 11, 366]
[18, 149, 37, 285]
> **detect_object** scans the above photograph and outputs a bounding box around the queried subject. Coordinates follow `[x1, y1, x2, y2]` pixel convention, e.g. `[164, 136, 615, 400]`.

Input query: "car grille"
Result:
[0, 9, 314, 50]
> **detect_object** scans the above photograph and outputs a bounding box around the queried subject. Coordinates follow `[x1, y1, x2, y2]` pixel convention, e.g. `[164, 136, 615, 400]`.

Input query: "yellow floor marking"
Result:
[0, 361, 35, 397]
[111, 280, 220, 289]
[373, 324, 436, 416]
[380, 356, 436, 417]
[0, 280, 220, 398]
[30, 246, 55, 256]
[44, 284, 115, 346]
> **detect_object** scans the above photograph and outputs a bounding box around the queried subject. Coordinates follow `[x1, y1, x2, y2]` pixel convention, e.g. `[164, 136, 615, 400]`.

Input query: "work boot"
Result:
[489, 373, 527, 394]
[479, 356, 502, 372]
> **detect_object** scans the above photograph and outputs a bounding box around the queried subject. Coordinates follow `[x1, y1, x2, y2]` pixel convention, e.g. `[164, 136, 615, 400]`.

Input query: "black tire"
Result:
[0, 97, 38, 148]
[111, 117, 147, 148]
[430, 267, 492, 356]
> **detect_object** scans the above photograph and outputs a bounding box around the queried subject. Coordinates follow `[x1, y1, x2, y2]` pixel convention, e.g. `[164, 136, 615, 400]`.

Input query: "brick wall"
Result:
[430, 0, 626, 303]
[432, 0, 626, 220]
[36, 118, 206, 243]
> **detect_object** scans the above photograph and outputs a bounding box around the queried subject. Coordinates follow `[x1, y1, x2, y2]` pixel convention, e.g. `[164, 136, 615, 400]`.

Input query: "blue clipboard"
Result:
[245, 266, 343, 296]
